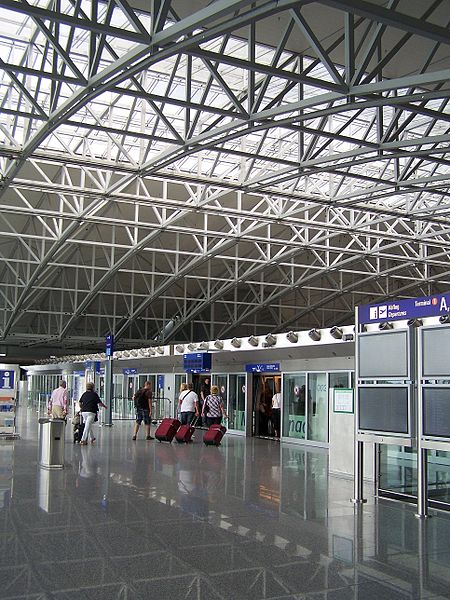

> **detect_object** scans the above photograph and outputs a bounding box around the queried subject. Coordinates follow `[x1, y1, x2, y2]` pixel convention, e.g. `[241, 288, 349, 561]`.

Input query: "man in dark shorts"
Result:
[132, 381, 154, 440]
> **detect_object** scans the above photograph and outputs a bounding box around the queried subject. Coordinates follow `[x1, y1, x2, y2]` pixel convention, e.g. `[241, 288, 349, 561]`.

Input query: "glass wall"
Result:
[307, 372, 328, 443]
[283, 373, 306, 439]
[282, 370, 350, 444]
[229, 374, 245, 432]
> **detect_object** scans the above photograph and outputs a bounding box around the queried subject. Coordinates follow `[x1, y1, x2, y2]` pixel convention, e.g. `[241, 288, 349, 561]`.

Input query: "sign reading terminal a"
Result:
[358, 293, 450, 325]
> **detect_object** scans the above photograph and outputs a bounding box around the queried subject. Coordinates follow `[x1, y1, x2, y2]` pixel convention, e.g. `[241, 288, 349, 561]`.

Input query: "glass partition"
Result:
[307, 372, 328, 442]
[229, 374, 245, 431]
[283, 373, 306, 439]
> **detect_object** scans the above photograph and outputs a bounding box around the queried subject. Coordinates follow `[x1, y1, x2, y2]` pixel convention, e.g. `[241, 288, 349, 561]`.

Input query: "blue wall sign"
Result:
[123, 368, 138, 375]
[105, 334, 114, 357]
[0, 370, 14, 389]
[157, 375, 164, 389]
[245, 363, 280, 373]
[358, 293, 450, 324]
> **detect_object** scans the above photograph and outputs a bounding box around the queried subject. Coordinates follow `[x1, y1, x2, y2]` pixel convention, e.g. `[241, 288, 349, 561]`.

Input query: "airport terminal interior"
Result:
[1, 1, 450, 599]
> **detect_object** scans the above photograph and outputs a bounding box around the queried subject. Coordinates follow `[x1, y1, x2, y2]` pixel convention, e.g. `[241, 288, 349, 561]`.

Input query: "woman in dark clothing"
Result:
[79, 382, 107, 445]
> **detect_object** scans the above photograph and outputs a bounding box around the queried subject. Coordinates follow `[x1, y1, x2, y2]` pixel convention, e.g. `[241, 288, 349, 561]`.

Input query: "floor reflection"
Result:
[0, 408, 449, 599]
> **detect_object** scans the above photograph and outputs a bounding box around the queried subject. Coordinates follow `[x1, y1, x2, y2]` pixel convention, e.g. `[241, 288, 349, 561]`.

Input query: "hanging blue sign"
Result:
[245, 363, 280, 373]
[123, 368, 138, 375]
[105, 334, 114, 357]
[0, 370, 14, 389]
[358, 293, 450, 325]
[183, 353, 211, 373]
[157, 375, 164, 389]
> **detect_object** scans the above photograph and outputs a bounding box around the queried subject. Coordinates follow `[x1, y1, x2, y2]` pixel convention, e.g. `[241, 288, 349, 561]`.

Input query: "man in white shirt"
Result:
[48, 380, 68, 418]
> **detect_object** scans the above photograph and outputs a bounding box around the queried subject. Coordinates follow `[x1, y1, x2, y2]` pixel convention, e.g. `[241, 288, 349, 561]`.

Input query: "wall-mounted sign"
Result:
[245, 363, 280, 373]
[157, 375, 165, 389]
[183, 353, 211, 373]
[0, 370, 14, 389]
[123, 368, 138, 375]
[333, 388, 354, 414]
[358, 293, 450, 324]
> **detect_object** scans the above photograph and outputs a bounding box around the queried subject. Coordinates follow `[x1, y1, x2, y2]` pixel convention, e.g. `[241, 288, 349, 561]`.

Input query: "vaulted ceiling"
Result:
[0, 0, 449, 362]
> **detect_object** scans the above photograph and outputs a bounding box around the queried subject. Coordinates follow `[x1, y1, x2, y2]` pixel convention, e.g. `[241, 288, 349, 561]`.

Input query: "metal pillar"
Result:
[102, 358, 113, 427]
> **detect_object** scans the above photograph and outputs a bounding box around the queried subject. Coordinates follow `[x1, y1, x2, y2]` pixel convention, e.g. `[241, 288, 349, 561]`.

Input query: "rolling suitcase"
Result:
[73, 412, 85, 443]
[175, 417, 198, 443]
[155, 418, 181, 443]
[203, 424, 226, 446]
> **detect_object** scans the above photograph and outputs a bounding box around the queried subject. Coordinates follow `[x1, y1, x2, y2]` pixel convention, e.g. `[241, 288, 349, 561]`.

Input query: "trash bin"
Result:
[38, 418, 65, 468]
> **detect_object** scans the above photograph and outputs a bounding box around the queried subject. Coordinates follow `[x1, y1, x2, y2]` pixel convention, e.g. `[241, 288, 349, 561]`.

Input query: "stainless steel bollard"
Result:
[38, 418, 65, 468]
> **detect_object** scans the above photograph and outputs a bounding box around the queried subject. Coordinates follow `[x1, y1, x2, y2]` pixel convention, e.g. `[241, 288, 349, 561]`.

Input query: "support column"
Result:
[102, 358, 113, 427]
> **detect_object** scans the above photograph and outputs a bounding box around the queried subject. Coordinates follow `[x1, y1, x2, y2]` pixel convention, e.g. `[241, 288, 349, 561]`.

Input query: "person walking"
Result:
[132, 380, 154, 440]
[202, 385, 227, 427]
[178, 382, 199, 425]
[200, 377, 211, 426]
[48, 380, 68, 419]
[79, 382, 107, 445]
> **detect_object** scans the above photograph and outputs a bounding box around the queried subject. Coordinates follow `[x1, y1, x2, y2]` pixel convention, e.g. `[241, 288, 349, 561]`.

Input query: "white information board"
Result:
[333, 388, 354, 414]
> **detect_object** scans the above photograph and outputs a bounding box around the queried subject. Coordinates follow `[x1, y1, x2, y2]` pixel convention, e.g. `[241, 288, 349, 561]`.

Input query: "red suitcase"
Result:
[203, 424, 227, 446]
[155, 418, 180, 443]
[175, 417, 198, 443]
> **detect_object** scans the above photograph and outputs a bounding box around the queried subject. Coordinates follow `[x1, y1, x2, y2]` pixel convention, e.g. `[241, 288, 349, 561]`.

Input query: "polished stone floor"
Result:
[1, 408, 450, 600]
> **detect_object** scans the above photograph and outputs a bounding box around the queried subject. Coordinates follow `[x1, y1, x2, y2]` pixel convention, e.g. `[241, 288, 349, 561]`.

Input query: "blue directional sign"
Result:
[123, 368, 138, 375]
[0, 370, 14, 389]
[245, 363, 280, 373]
[358, 293, 450, 325]
[157, 375, 165, 389]
[183, 353, 211, 373]
[105, 334, 114, 357]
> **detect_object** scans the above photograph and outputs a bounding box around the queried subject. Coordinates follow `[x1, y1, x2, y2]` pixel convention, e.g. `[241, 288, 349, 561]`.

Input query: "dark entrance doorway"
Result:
[251, 374, 281, 438]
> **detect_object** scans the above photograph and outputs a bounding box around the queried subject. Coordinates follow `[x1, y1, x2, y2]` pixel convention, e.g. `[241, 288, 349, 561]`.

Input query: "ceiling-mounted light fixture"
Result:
[155, 346, 164, 355]
[187, 343, 196, 351]
[146, 348, 155, 356]
[378, 322, 393, 331]
[439, 315, 450, 324]
[231, 338, 241, 348]
[407, 318, 423, 328]
[123, 350, 130, 358]
[342, 333, 354, 341]
[130, 350, 138, 357]
[308, 329, 321, 341]
[175, 344, 185, 353]
[198, 341, 210, 350]
[265, 333, 277, 346]
[286, 331, 298, 343]
[330, 326, 343, 339]
[248, 335, 259, 347]
[214, 340, 224, 350]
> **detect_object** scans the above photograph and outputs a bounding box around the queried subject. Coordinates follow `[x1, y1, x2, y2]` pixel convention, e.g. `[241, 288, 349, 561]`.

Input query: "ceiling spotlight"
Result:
[214, 340, 224, 350]
[308, 329, 321, 342]
[147, 348, 156, 356]
[378, 322, 393, 331]
[330, 326, 343, 339]
[198, 341, 210, 350]
[407, 318, 423, 328]
[265, 333, 277, 347]
[123, 350, 130, 358]
[138, 348, 146, 356]
[231, 337, 242, 348]
[131, 350, 139, 357]
[175, 344, 185, 353]
[187, 343, 196, 351]
[286, 331, 298, 343]
[439, 315, 450, 324]
[155, 346, 164, 355]
[248, 335, 259, 347]
[342, 333, 354, 341]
